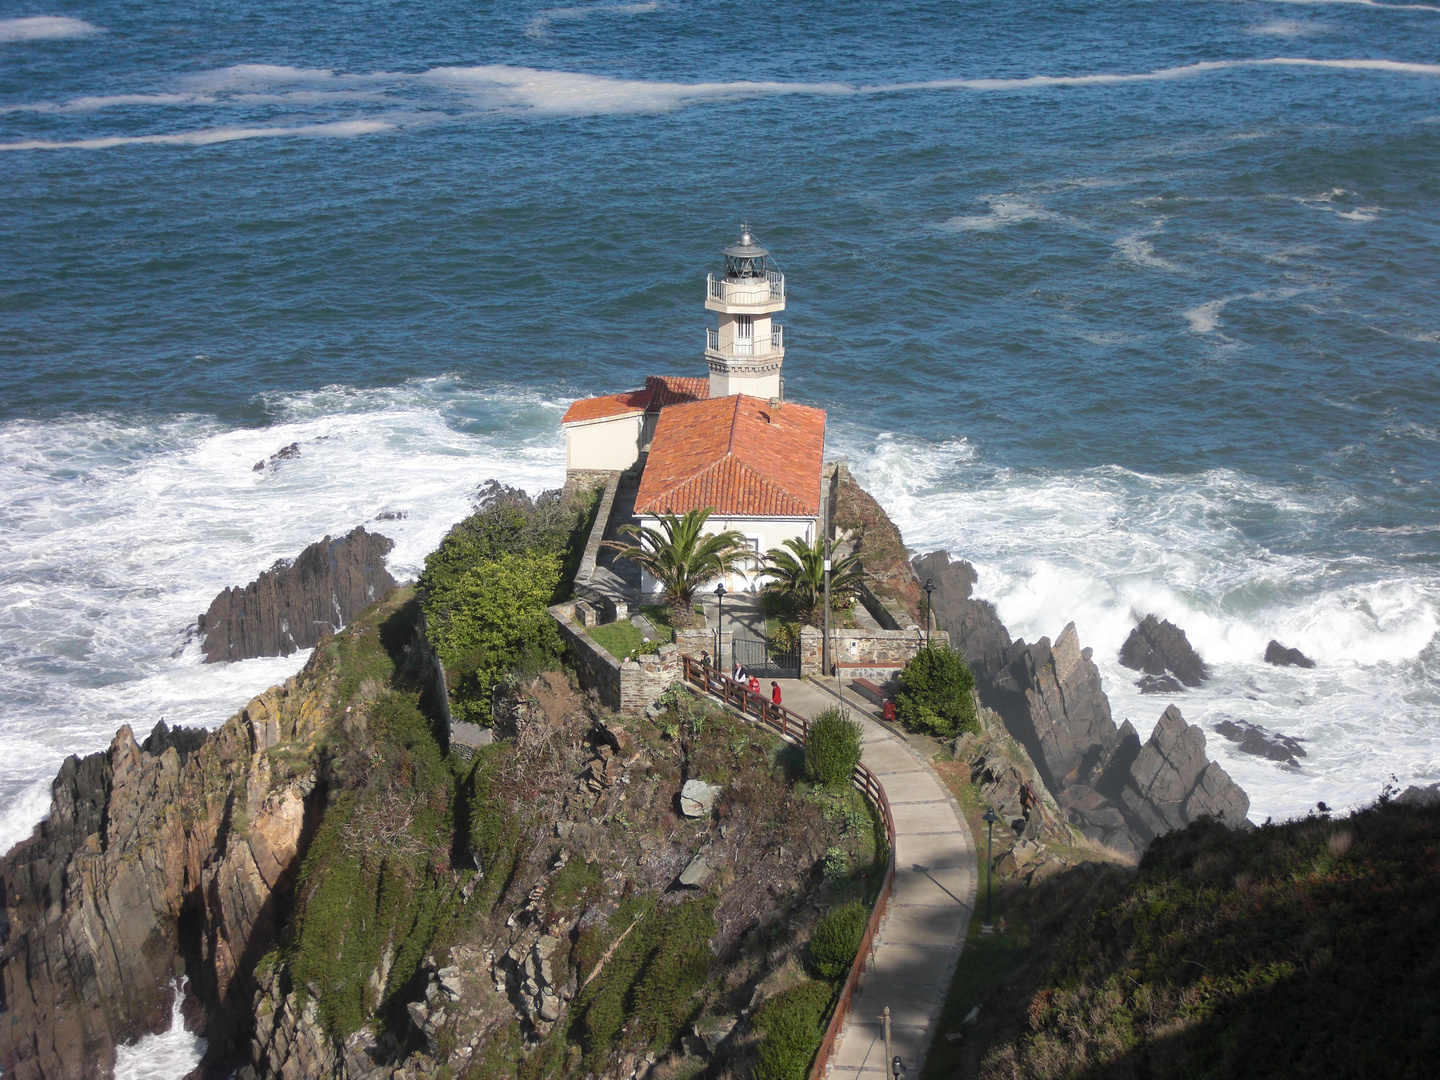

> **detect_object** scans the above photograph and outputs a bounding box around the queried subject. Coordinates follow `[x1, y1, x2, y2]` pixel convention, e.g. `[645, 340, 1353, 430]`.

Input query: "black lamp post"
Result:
[982, 806, 999, 934]
[892, 1055, 903, 1079]
[714, 582, 727, 674]
[922, 578, 934, 648]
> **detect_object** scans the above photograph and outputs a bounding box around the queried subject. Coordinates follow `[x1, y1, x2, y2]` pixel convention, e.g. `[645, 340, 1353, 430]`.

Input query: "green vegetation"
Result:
[568, 895, 719, 1071]
[808, 901, 868, 979]
[639, 603, 699, 639]
[804, 708, 863, 785]
[927, 795, 1440, 1080]
[587, 619, 646, 659]
[761, 536, 866, 626]
[603, 508, 752, 626]
[281, 592, 473, 1040]
[895, 646, 978, 738]
[753, 979, 837, 1080]
[417, 483, 594, 722]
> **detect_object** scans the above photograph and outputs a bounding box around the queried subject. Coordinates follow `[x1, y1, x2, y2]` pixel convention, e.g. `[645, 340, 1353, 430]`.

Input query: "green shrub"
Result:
[423, 549, 563, 722]
[753, 980, 835, 1080]
[894, 646, 977, 738]
[770, 620, 802, 653]
[804, 708, 862, 786]
[808, 901, 868, 979]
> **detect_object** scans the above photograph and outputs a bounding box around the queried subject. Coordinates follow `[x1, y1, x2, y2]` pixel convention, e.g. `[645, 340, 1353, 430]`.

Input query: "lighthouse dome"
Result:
[723, 229, 768, 280]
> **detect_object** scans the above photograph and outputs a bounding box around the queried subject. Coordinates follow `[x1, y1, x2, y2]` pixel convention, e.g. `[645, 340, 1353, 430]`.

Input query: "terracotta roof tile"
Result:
[561, 389, 653, 425]
[635, 395, 826, 518]
[645, 375, 710, 407]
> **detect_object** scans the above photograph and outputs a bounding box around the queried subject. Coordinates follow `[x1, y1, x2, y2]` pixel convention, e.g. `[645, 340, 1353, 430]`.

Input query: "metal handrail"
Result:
[706, 270, 784, 305]
[679, 657, 898, 1080]
[704, 325, 784, 358]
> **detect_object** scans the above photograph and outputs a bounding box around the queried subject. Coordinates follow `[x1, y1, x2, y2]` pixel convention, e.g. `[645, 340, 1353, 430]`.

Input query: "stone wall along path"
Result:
[774, 679, 977, 1079]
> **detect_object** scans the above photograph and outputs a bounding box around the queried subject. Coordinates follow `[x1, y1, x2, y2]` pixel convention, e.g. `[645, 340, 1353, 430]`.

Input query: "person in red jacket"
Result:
[770, 681, 782, 705]
[747, 674, 761, 697]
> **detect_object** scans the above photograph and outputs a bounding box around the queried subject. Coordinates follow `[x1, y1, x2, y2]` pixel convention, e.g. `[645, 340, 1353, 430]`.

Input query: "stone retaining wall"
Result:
[549, 602, 683, 715]
[798, 625, 949, 678]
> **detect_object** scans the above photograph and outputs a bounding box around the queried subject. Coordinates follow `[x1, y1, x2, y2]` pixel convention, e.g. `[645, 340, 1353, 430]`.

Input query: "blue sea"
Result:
[3, 0, 1439, 960]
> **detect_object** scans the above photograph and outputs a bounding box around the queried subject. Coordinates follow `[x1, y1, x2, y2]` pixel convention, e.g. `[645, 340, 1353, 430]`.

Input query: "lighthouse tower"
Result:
[704, 228, 786, 399]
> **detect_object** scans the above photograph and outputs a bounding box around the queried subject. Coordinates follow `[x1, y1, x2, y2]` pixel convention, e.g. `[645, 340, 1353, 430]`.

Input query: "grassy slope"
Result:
[934, 798, 1440, 1079]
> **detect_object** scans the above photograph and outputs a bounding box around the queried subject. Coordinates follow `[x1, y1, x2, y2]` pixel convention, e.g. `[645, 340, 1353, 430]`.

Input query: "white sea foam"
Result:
[837, 427, 1440, 823]
[1184, 297, 1230, 333]
[0, 119, 396, 151]
[1115, 229, 1178, 271]
[526, 2, 661, 40]
[1298, 186, 1381, 221]
[113, 979, 205, 1080]
[1264, 0, 1440, 12]
[1247, 19, 1330, 36]
[0, 16, 101, 42]
[0, 382, 566, 853]
[7, 56, 1440, 146]
[422, 64, 854, 114]
[941, 196, 1051, 232]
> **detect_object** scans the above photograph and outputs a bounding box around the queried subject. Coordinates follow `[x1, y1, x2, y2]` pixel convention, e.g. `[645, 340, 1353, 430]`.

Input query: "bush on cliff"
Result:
[968, 800, 1440, 1080]
[808, 900, 868, 978]
[418, 483, 594, 721]
[753, 979, 836, 1080]
[804, 708, 863, 786]
[895, 646, 977, 738]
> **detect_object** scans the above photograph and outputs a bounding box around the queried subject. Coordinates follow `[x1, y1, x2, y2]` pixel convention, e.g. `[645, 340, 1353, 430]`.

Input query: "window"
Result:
[734, 314, 754, 355]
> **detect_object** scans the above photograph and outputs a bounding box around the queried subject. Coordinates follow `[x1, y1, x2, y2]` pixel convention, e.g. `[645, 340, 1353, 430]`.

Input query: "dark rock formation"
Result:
[1215, 718, 1307, 767]
[914, 550, 1250, 858]
[1396, 782, 1440, 808]
[1137, 674, 1183, 695]
[0, 670, 331, 1080]
[198, 526, 397, 662]
[252, 441, 301, 472]
[1265, 640, 1315, 668]
[911, 550, 1012, 677]
[1119, 614, 1208, 687]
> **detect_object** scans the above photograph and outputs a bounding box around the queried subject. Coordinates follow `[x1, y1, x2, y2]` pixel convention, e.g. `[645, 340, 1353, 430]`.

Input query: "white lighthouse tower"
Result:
[704, 227, 786, 399]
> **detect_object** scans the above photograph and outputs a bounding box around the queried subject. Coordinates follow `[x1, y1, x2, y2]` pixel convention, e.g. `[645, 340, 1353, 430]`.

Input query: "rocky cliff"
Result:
[912, 550, 1248, 858]
[198, 526, 397, 663]
[0, 661, 335, 1079]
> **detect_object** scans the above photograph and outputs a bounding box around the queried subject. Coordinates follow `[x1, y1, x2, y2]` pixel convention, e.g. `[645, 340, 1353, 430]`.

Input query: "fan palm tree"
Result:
[762, 537, 866, 626]
[605, 508, 753, 625]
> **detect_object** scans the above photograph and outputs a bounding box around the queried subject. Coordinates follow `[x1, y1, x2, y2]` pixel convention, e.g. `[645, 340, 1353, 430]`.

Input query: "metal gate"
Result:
[732, 636, 800, 680]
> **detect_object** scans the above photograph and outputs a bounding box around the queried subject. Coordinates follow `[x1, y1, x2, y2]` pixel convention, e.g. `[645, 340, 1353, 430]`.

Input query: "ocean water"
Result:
[3, 0, 1438, 862]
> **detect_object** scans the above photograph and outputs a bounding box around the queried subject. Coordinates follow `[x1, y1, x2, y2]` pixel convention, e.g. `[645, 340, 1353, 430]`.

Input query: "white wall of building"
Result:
[564, 413, 644, 472]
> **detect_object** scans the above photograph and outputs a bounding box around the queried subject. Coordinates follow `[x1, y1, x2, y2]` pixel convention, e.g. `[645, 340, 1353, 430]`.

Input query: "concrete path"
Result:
[774, 679, 977, 1079]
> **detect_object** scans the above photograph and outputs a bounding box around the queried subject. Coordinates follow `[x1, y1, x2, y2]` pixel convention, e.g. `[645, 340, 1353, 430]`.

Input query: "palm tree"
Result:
[605, 508, 753, 625]
[762, 537, 866, 626]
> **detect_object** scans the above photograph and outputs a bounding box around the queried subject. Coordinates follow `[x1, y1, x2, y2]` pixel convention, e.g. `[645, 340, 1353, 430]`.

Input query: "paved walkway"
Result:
[774, 678, 977, 1079]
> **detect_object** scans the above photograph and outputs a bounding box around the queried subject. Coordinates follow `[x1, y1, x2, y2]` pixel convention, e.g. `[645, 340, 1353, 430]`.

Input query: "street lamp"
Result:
[892, 1055, 903, 1079]
[981, 806, 999, 935]
[714, 582, 727, 675]
[922, 578, 934, 648]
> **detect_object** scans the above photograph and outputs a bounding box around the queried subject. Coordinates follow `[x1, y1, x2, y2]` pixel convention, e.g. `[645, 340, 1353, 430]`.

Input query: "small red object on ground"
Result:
[882, 700, 897, 723]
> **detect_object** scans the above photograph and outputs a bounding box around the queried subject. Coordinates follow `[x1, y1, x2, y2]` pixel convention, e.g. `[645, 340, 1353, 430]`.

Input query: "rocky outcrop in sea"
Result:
[198, 525, 397, 662]
[913, 550, 1249, 859]
[1119, 614, 1208, 688]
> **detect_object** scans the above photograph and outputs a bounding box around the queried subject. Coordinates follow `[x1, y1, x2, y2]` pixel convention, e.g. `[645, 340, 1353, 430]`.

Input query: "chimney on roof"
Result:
[769, 396, 781, 409]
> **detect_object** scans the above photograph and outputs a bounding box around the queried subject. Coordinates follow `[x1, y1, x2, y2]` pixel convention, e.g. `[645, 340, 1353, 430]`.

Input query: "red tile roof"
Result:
[635, 395, 826, 518]
[561, 389, 653, 425]
[645, 375, 710, 407]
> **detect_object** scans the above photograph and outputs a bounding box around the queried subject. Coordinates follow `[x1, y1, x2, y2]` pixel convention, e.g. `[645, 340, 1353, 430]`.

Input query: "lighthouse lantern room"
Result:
[704, 228, 786, 400]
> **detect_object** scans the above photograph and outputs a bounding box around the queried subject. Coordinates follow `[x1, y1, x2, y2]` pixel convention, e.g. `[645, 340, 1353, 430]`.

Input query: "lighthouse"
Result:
[704, 228, 786, 400]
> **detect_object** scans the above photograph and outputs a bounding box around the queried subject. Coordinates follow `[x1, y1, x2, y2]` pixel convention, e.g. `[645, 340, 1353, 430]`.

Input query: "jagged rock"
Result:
[1137, 673, 1184, 695]
[253, 441, 302, 472]
[678, 854, 712, 887]
[0, 674, 331, 1080]
[539, 992, 562, 1023]
[1397, 783, 1440, 808]
[1119, 615, 1207, 686]
[679, 779, 721, 817]
[693, 1016, 737, 1054]
[198, 526, 397, 662]
[1186, 760, 1251, 826]
[1215, 719, 1307, 767]
[1265, 640, 1316, 668]
[913, 551, 1013, 678]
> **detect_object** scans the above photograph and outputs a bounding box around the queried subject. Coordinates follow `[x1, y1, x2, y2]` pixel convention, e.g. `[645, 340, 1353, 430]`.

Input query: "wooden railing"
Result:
[680, 657, 897, 1080]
